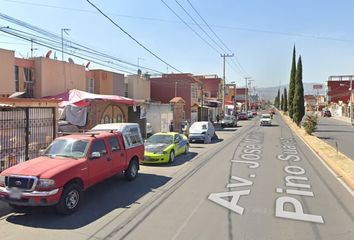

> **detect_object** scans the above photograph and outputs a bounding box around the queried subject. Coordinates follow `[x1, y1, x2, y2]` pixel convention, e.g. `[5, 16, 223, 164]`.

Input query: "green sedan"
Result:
[142, 132, 189, 164]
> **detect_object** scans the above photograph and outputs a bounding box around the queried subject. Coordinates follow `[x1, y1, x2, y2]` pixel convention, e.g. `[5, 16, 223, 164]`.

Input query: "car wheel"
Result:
[184, 144, 189, 154]
[169, 150, 175, 163]
[56, 183, 82, 215]
[125, 159, 139, 181]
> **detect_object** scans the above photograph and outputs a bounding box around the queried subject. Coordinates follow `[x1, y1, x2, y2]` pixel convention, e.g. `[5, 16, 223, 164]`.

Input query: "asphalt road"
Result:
[1, 115, 354, 240]
[313, 116, 354, 161]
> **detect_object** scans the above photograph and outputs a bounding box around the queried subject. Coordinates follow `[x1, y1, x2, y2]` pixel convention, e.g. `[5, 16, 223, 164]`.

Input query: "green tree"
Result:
[283, 88, 288, 112]
[274, 95, 279, 108]
[293, 56, 305, 126]
[281, 93, 284, 110]
[288, 46, 296, 119]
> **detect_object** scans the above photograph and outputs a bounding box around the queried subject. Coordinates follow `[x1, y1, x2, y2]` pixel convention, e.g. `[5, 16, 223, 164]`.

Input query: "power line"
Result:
[185, 0, 232, 54]
[0, 12, 164, 74]
[0, 27, 137, 74]
[86, 0, 182, 73]
[184, 0, 249, 77]
[161, 0, 221, 55]
[174, 0, 227, 54]
[3, 0, 354, 44]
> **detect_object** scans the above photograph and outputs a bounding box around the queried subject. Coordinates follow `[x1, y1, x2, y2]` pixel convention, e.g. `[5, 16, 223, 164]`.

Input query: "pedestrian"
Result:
[216, 114, 220, 123]
[169, 120, 174, 132]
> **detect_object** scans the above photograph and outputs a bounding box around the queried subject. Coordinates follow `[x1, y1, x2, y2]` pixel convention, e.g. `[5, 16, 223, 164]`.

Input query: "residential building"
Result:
[150, 73, 200, 122]
[327, 75, 354, 104]
[125, 74, 151, 101]
[85, 69, 125, 96]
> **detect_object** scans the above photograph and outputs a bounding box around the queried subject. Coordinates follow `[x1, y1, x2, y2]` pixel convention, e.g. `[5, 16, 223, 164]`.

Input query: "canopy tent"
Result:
[44, 89, 135, 108]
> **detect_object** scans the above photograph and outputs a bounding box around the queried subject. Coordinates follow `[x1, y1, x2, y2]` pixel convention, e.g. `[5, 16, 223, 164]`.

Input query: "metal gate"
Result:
[0, 107, 55, 172]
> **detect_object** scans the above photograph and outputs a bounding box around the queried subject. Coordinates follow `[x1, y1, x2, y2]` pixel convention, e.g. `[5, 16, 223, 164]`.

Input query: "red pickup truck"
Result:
[0, 124, 144, 214]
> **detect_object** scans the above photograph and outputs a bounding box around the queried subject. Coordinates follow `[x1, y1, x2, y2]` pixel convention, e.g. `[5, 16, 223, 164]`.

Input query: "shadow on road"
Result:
[5, 173, 171, 229]
[143, 152, 198, 167]
[316, 136, 333, 140]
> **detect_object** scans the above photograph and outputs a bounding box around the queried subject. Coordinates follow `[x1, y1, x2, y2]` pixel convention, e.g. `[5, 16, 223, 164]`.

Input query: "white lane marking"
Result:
[171, 199, 204, 240]
[276, 196, 324, 223]
[249, 174, 256, 178]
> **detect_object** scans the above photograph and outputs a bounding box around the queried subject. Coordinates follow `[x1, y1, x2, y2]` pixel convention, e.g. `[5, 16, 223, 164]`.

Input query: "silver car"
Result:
[188, 121, 215, 144]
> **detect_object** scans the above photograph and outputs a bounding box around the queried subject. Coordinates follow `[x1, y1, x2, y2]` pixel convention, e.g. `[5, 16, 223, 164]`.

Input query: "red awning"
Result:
[44, 89, 135, 107]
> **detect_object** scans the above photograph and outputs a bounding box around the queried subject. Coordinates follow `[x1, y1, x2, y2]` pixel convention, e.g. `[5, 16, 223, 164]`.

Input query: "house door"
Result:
[101, 105, 126, 124]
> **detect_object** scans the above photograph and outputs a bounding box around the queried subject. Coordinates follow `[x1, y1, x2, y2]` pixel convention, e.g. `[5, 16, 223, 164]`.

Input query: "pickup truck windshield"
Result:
[45, 139, 89, 159]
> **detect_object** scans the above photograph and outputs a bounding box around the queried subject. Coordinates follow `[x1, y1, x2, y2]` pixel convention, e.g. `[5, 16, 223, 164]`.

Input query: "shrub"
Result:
[302, 114, 318, 135]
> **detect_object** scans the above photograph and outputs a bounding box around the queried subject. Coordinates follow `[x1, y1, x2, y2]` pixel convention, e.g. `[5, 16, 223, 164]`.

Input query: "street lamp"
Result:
[61, 28, 70, 61]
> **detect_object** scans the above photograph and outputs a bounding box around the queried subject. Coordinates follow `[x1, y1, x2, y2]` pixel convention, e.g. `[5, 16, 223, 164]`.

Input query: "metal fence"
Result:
[0, 107, 56, 172]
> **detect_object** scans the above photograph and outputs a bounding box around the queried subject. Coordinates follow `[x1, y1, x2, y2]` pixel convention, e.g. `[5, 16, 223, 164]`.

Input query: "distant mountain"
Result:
[256, 82, 325, 101]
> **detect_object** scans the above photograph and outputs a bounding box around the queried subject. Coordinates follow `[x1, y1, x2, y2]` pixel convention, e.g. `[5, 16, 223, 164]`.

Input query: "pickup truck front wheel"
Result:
[125, 159, 139, 181]
[56, 183, 82, 215]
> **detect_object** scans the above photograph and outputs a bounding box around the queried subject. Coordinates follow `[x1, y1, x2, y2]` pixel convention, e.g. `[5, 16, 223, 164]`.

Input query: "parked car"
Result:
[188, 121, 215, 144]
[0, 123, 144, 215]
[251, 110, 257, 116]
[247, 111, 253, 118]
[143, 132, 189, 164]
[238, 112, 249, 120]
[323, 110, 332, 117]
[260, 113, 272, 126]
[221, 115, 237, 128]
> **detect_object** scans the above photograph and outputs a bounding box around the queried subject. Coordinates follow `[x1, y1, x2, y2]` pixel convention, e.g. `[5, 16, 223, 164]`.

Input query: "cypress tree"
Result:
[284, 88, 288, 112]
[274, 95, 278, 108]
[293, 56, 305, 126]
[277, 89, 280, 109]
[281, 93, 284, 110]
[288, 46, 296, 119]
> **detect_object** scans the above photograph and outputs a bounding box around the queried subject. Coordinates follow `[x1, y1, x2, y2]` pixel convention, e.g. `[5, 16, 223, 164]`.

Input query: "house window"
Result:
[191, 84, 197, 99]
[24, 68, 34, 97]
[87, 78, 94, 93]
[14, 66, 19, 92]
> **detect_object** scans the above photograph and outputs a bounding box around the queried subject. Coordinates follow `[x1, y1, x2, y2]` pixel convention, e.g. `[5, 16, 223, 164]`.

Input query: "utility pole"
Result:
[61, 28, 70, 61]
[244, 77, 251, 111]
[221, 54, 234, 115]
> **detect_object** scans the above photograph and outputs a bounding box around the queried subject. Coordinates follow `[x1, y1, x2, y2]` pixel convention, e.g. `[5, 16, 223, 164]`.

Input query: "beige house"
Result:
[125, 74, 151, 101]
[0, 48, 127, 98]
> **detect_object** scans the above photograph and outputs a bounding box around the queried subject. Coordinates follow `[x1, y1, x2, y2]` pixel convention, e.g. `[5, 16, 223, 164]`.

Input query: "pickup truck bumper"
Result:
[0, 186, 62, 206]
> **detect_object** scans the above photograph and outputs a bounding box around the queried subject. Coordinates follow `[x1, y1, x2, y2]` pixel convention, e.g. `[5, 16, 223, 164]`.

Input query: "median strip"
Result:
[280, 112, 354, 191]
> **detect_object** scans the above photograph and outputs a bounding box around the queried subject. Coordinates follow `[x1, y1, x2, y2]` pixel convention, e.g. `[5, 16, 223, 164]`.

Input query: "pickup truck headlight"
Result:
[37, 179, 56, 188]
[0, 176, 5, 187]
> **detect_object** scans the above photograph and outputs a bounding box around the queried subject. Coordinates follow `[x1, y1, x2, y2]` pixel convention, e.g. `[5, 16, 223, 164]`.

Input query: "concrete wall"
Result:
[34, 58, 86, 97]
[126, 74, 150, 101]
[146, 103, 173, 133]
[0, 49, 15, 96]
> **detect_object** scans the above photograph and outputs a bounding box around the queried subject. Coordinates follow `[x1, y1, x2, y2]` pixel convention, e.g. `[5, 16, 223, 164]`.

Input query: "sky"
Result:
[1, 0, 354, 88]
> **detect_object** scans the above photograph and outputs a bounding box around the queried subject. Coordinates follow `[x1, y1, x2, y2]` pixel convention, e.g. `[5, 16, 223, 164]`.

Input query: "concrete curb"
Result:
[279, 112, 354, 191]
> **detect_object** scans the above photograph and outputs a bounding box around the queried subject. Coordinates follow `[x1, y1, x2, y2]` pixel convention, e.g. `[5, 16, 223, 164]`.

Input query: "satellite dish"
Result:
[45, 50, 52, 58]
[68, 58, 74, 64]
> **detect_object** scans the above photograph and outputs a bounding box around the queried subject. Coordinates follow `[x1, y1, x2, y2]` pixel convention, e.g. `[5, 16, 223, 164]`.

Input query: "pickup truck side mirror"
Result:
[90, 152, 101, 159]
